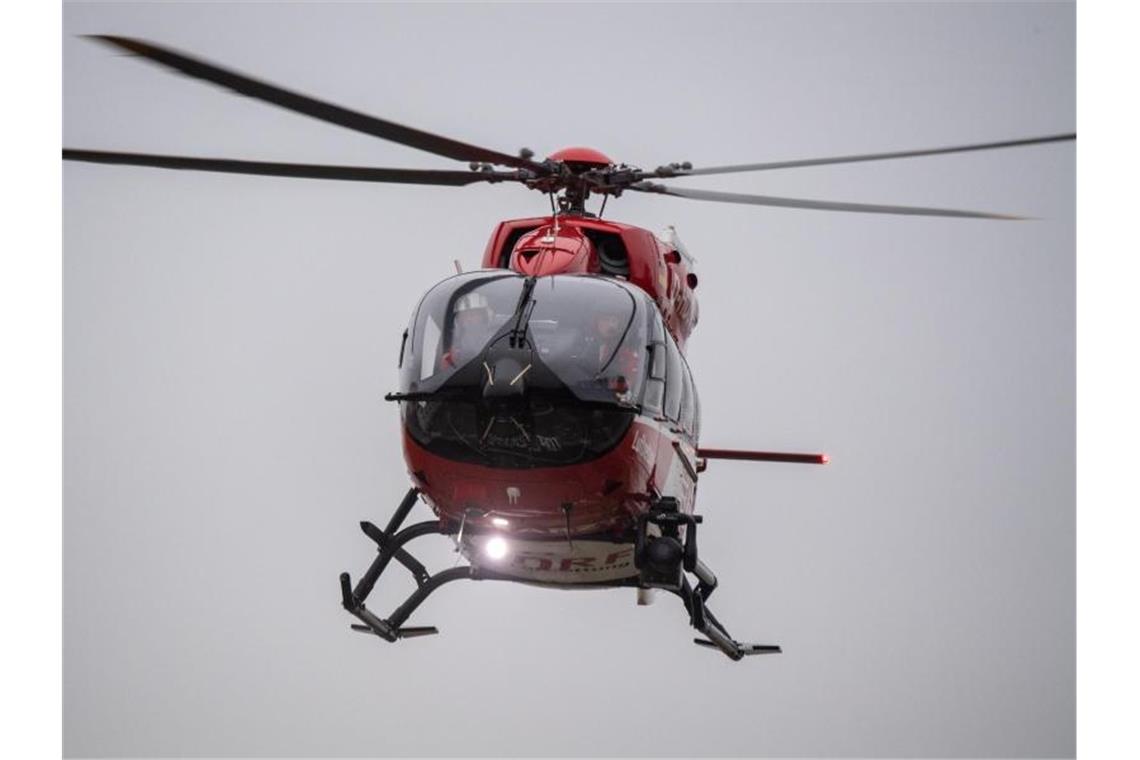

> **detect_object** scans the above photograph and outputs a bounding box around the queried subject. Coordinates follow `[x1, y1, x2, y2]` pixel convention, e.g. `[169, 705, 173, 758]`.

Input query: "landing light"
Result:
[484, 536, 509, 560]
[490, 516, 510, 528]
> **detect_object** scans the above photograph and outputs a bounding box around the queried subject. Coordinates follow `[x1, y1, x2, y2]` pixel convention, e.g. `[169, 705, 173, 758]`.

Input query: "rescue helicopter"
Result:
[63, 36, 1076, 660]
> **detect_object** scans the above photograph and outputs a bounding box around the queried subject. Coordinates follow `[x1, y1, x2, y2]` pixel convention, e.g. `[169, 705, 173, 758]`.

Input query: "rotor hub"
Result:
[546, 146, 614, 167]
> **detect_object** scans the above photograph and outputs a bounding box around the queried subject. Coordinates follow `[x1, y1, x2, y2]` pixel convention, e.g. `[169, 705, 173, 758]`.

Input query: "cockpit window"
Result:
[400, 272, 521, 393]
[526, 276, 646, 406]
[400, 272, 652, 407]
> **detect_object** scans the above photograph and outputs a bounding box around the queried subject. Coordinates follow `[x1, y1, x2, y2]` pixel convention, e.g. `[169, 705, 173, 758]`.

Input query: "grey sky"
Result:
[64, 2, 1075, 757]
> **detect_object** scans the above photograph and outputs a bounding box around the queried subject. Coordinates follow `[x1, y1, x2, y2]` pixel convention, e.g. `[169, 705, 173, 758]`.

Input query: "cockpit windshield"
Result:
[399, 271, 649, 407]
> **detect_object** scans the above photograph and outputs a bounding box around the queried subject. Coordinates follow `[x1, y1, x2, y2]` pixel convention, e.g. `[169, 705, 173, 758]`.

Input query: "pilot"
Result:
[440, 305, 492, 369]
[594, 311, 623, 363]
[593, 309, 639, 398]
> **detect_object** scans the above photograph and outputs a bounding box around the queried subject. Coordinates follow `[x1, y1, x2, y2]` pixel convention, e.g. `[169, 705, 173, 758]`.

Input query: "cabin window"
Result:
[649, 343, 667, 380]
[647, 303, 665, 344]
[679, 358, 695, 436]
[642, 343, 665, 415]
[684, 364, 693, 439]
[641, 308, 666, 415]
[663, 334, 683, 422]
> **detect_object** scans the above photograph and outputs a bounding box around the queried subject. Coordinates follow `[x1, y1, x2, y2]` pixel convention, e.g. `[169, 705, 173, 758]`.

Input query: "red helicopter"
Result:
[64, 36, 1075, 660]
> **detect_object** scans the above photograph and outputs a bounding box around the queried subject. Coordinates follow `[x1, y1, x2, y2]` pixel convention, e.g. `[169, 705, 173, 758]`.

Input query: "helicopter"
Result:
[63, 36, 1076, 661]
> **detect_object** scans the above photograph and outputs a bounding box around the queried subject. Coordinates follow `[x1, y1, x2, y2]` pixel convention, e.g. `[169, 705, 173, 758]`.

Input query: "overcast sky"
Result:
[64, 2, 1075, 757]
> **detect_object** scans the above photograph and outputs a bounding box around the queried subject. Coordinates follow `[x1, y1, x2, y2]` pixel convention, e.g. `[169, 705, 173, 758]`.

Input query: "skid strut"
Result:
[634, 496, 782, 660]
[339, 487, 482, 641]
[673, 577, 782, 660]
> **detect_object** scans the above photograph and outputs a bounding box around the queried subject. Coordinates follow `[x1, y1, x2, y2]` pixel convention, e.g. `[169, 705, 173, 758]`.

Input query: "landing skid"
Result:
[338, 488, 469, 641]
[675, 579, 782, 659]
[634, 496, 782, 660]
[339, 488, 779, 660]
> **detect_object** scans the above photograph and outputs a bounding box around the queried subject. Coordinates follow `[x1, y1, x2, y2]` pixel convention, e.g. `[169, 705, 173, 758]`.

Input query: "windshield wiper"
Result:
[507, 276, 538, 348]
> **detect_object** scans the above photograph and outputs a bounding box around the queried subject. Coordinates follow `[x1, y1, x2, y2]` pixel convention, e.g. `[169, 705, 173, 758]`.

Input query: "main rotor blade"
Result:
[63, 149, 520, 186]
[651, 133, 1076, 178]
[86, 35, 546, 172]
[630, 182, 1024, 220]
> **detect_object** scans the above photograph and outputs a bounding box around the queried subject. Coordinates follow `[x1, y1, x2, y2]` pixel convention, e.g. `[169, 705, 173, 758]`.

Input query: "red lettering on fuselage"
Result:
[604, 548, 633, 566]
[509, 547, 635, 574]
[559, 556, 595, 571]
[512, 554, 555, 571]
